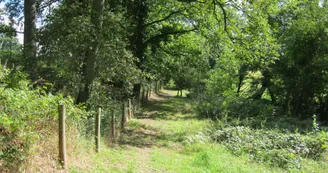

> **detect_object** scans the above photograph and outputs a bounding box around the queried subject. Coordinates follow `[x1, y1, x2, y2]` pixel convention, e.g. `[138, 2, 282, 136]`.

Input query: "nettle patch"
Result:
[213, 126, 328, 169]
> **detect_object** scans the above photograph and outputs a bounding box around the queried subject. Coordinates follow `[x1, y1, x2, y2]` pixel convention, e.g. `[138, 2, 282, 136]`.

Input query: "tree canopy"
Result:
[0, 0, 327, 121]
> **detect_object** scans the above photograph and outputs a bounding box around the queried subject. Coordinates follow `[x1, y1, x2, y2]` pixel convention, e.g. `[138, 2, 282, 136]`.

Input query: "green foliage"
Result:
[195, 94, 274, 123]
[37, 2, 138, 108]
[164, 79, 176, 89]
[270, 0, 328, 119]
[190, 1, 328, 135]
[0, 66, 87, 171]
[2, 0, 328, 171]
[214, 126, 328, 169]
[0, 37, 22, 66]
[185, 131, 212, 146]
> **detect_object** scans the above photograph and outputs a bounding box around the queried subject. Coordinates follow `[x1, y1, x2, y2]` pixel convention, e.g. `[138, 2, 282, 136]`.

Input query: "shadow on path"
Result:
[118, 91, 194, 148]
[137, 92, 194, 121]
[118, 121, 187, 148]
[118, 123, 159, 148]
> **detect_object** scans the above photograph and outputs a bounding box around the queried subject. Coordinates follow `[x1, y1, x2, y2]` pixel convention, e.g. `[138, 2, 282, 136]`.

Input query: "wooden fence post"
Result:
[111, 110, 115, 141]
[95, 107, 101, 152]
[121, 102, 126, 131]
[58, 104, 67, 168]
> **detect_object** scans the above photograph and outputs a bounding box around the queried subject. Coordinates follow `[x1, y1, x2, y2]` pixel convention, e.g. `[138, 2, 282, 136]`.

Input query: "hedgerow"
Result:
[0, 66, 87, 172]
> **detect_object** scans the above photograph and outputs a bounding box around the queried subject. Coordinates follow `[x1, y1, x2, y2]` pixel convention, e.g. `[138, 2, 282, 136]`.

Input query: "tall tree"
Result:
[76, 0, 105, 104]
[24, 0, 37, 80]
[124, 0, 198, 103]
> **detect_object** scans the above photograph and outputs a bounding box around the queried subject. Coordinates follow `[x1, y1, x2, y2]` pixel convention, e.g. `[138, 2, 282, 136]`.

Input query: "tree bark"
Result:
[146, 90, 149, 100]
[141, 88, 146, 102]
[268, 87, 276, 104]
[237, 65, 247, 95]
[251, 70, 271, 100]
[133, 83, 142, 104]
[24, 0, 37, 80]
[237, 75, 244, 95]
[154, 81, 158, 94]
[121, 102, 126, 131]
[76, 0, 105, 104]
[128, 0, 147, 104]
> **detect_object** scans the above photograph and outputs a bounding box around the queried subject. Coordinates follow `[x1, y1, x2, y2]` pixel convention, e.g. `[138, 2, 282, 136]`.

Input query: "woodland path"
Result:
[71, 90, 281, 173]
[115, 90, 199, 172]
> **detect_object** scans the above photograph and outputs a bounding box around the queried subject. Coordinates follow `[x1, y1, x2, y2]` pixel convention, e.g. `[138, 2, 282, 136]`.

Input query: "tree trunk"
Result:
[148, 89, 151, 98]
[24, 0, 37, 80]
[237, 65, 247, 95]
[141, 88, 146, 102]
[127, 0, 147, 105]
[145, 90, 149, 101]
[251, 70, 271, 100]
[268, 87, 276, 104]
[237, 75, 244, 95]
[76, 0, 105, 104]
[154, 81, 158, 94]
[133, 83, 142, 106]
[121, 102, 126, 131]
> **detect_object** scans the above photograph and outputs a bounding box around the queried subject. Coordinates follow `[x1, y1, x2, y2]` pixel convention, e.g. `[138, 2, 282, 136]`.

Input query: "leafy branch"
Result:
[144, 28, 197, 46]
[143, 10, 185, 27]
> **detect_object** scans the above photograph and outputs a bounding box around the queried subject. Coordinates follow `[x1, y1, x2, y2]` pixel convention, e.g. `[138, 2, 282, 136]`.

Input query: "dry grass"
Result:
[20, 120, 86, 173]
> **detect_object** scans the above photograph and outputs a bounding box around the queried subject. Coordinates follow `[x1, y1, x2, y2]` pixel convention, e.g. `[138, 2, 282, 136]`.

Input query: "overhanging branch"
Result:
[213, 0, 235, 42]
[158, 46, 190, 57]
[218, 3, 227, 33]
[144, 28, 197, 46]
[144, 10, 184, 27]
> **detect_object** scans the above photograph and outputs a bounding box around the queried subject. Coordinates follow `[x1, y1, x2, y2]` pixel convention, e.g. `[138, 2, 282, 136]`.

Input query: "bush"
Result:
[227, 98, 274, 118]
[195, 93, 274, 118]
[194, 94, 226, 119]
[194, 94, 316, 132]
[164, 79, 176, 90]
[213, 126, 328, 169]
[0, 67, 87, 171]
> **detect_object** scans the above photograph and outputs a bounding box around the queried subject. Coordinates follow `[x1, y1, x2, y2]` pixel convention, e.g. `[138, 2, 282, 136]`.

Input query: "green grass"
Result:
[150, 144, 284, 173]
[68, 90, 327, 173]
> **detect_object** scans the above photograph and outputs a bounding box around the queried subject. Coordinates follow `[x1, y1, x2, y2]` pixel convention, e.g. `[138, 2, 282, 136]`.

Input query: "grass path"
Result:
[70, 90, 281, 173]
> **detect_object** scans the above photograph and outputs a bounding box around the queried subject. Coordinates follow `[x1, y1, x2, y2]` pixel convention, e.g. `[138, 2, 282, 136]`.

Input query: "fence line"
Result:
[57, 97, 136, 169]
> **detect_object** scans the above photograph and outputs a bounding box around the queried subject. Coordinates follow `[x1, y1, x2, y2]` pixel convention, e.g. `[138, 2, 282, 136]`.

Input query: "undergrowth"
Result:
[193, 92, 328, 170]
[0, 66, 87, 172]
[212, 126, 328, 170]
